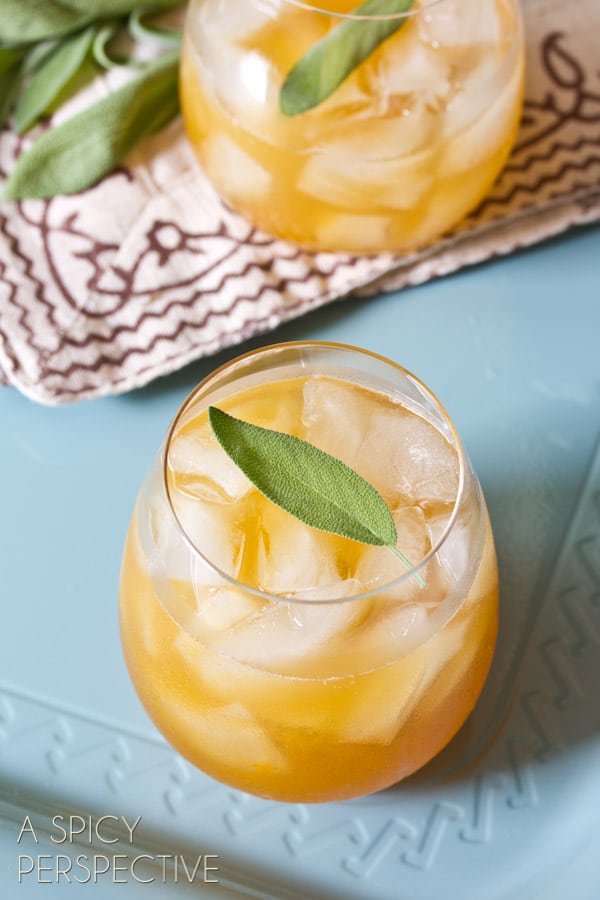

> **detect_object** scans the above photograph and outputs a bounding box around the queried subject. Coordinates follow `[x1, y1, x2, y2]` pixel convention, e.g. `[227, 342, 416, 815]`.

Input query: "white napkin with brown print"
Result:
[1, 0, 599, 404]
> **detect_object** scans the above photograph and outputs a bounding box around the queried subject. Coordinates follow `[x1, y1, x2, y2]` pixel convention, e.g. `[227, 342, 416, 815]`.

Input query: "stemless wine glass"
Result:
[179, 0, 524, 253]
[119, 342, 498, 802]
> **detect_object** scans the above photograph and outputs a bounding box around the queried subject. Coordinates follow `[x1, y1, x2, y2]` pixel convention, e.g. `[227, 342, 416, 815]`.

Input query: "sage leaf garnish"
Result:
[14, 26, 97, 134]
[209, 406, 426, 587]
[280, 0, 415, 116]
[3, 51, 179, 200]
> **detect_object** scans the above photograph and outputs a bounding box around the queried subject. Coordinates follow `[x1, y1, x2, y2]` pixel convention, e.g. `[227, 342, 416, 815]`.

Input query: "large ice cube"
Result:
[441, 53, 503, 139]
[441, 61, 521, 174]
[194, 585, 265, 632]
[368, 27, 452, 109]
[281, 606, 471, 746]
[170, 492, 246, 578]
[174, 637, 333, 733]
[227, 377, 305, 437]
[185, 0, 281, 143]
[364, 601, 428, 647]
[417, 0, 503, 48]
[136, 460, 197, 584]
[354, 406, 459, 507]
[348, 600, 431, 672]
[142, 487, 194, 583]
[409, 614, 474, 717]
[374, 601, 428, 643]
[198, 38, 280, 132]
[173, 700, 288, 772]
[256, 502, 341, 595]
[303, 379, 459, 507]
[174, 633, 262, 703]
[316, 103, 437, 160]
[203, 133, 272, 203]
[298, 150, 434, 212]
[214, 579, 370, 674]
[355, 506, 431, 590]
[302, 375, 375, 465]
[334, 644, 429, 744]
[169, 422, 252, 503]
[427, 510, 473, 587]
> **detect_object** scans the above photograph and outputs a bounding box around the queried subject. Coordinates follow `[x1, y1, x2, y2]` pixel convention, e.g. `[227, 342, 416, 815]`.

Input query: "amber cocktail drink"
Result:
[180, 0, 524, 252]
[119, 343, 498, 802]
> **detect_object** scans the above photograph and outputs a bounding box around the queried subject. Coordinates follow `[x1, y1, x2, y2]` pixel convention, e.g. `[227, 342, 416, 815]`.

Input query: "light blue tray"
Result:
[1, 225, 599, 898]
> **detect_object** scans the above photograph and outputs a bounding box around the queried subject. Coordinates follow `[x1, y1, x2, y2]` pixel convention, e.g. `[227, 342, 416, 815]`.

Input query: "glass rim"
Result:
[278, 0, 449, 23]
[162, 340, 468, 605]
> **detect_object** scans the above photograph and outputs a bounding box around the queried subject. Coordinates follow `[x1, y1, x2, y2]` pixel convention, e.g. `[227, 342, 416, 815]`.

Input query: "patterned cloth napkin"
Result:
[1, 0, 599, 404]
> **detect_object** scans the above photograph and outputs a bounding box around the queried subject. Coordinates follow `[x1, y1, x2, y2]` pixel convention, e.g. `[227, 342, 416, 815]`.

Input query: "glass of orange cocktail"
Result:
[179, 0, 524, 253]
[119, 343, 498, 802]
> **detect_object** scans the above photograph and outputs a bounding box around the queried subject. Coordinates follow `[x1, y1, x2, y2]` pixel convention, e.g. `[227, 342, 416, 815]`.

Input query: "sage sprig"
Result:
[209, 406, 426, 587]
[1, 0, 185, 200]
[4, 51, 179, 200]
[280, 0, 415, 116]
[13, 26, 97, 134]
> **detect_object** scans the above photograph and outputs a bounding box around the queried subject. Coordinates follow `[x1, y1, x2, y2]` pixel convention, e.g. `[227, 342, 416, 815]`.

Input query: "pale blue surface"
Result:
[1, 223, 600, 898]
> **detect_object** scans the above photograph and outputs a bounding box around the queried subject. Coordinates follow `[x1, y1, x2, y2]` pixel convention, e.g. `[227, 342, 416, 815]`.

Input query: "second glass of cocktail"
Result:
[180, 0, 524, 252]
[120, 343, 498, 802]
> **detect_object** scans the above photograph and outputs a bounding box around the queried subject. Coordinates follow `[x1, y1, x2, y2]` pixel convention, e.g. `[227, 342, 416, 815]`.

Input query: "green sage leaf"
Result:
[208, 406, 398, 547]
[0, 52, 23, 129]
[44, 56, 99, 116]
[14, 26, 97, 134]
[0, 47, 22, 74]
[23, 39, 62, 76]
[280, 0, 415, 116]
[0, 1, 92, 44]
[3, 50, 179, 200]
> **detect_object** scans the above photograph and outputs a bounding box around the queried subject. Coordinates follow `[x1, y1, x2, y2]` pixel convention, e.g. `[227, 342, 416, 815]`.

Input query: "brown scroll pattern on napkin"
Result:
[1, 0, 599, 404]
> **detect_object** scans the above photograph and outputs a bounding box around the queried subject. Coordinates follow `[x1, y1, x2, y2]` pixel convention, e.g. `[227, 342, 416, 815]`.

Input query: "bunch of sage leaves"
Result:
[0, 0, 185, 200]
